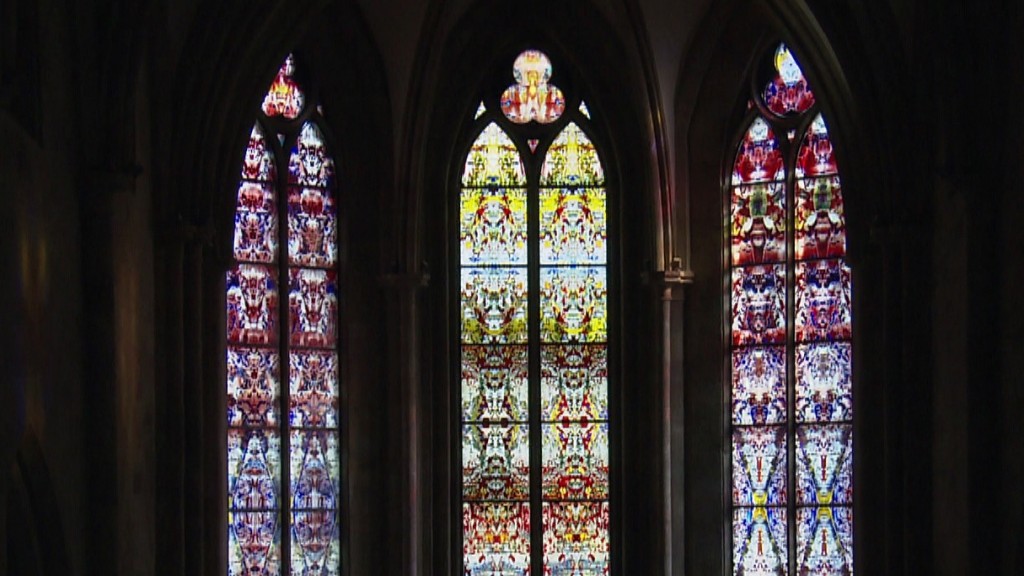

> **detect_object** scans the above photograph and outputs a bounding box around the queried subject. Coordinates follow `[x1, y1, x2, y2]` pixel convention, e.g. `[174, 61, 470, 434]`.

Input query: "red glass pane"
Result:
[796, 114, 838, 178]
[289, 350, 339, 428]
[227, 346, 279, 427]
[227, 264, 279, 345]
[796, 425, 853, 506]
[732, 117, 785, 185]
[731, 264, 786, 346]
[229, 510, 281, 576]
[542, 502, 610, 576]
[796, 177, 846, 260]
[288, 268, 338, 348]
[795, 260, 852, 342]
[234, 182, 278, 263]
[541, 345, 608, 422]
[730, 183, 786, 265]
[731, 346, 787, 425]
[262, 54, 305, 119]
[462, 423, 530, 501]
[761, 44, 816, 117]
[462, 345, 529, 423]
[241, 124, 277, 182]
[542, 422, 609, 500]
[732, 426, 788, 506]
[288, 186, 337, 268]
[463, 503, 531, 576]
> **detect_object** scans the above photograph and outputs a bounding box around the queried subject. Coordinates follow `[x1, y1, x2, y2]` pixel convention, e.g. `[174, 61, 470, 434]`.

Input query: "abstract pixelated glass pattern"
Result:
[262, 54, 305, 119]
[462, 123, 527, 187]
[762, 43, 816, 117]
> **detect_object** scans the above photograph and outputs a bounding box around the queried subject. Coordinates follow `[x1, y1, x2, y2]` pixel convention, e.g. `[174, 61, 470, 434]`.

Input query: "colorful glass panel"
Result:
[796, 425, 853, 506]
[730, 183, 786, 265]
[290, 430, 340, 507]
[541, 123, 605, 186]
[289, 122, 335, 187]
[460, 188, 528, 266]
[500, 50, 565, 125]
[461, 267, 529, 344]
[288, 268, 338, 348]
[540, 187, 607, 265]
[290, 509, 339, 576]
[731, 346, 787, 426]
[762, 44, 815, 117]
[228, 428, 282, 507]
[242, 124, 277, 182]
[289, 351, 339, 428]
[540, 267, 608, 343]
[542, 422, 609, 500]
[228, 347, 280, 427]
[542, 502, 610, 575]
[462, 345, 529, 423]
[262, 54, 305, 119]
[462, 423, 531, 500]
[732, 427, 788, 506]
[795, 260, 852, 342]
[732, 117, 785, 185]
[732, 46, 852, 575]
[541, 345, 608, 422]
[795, 177, 846, 260]
[288, 186, 338, 268]
[731, 264, 786, 346]
[232, 56, 341, 576]
[795, 343, 853, 423]
[234, 182, 279, 263]
[475, 101, 486, 119]
[796, 115, 838, 178]
[229, 510, 281, 576]
[732, 507, 788, 576]
[463, 503, 531, 576]
[796, 507, 853, 576]
[579, 101, 591, 119]
[462, 123, 526, 187]
[227, 263, 279, 345]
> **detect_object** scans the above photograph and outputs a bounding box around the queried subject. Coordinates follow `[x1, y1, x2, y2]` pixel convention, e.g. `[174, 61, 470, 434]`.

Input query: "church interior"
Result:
[2, 0, 1022, 574]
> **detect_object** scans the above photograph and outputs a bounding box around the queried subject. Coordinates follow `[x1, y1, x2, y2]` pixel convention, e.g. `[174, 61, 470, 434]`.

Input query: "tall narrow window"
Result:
[729, 43, 853, 576]
[459, 50, 610, 576]
[227, 54, 341, 576]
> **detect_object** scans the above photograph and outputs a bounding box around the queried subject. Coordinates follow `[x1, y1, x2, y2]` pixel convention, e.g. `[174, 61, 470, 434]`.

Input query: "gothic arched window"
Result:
[227, 54, 341, 576]
[458, 49, 611, 575]
[728, 43, 854, 575]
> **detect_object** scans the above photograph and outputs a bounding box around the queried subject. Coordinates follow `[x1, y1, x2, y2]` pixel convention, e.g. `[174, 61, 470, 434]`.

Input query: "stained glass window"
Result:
[460, 50, 610, 575]
[228, 54, 341, 576]
[729, 44, 853, 576]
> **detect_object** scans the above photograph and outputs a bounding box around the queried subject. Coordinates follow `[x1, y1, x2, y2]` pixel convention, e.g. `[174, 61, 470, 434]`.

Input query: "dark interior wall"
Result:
[0, 0, 1021, 575]
[1, 0, 85, 573]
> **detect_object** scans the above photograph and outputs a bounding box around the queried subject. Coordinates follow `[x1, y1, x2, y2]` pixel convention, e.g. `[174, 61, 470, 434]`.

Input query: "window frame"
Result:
[447, 48, 622, 576]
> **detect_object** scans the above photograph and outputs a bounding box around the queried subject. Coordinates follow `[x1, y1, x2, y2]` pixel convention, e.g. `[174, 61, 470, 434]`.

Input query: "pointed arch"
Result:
[722, 42, 855, 576]
[226, 55, 341, 576]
